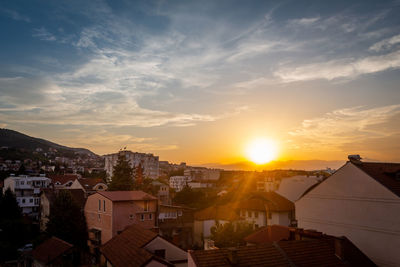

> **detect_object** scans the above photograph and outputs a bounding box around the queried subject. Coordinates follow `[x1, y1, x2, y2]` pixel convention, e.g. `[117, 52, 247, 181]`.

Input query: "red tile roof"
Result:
[100, 224, 172, 267]
[354, 162, 400, 198]
[244, 225, 290, 244]
[190, 238, 376, 267]
[32, 237, 73, 264]
[98, 191, 157, 201]
[236, 198, 266, 211]
[194, 204, 240, 221]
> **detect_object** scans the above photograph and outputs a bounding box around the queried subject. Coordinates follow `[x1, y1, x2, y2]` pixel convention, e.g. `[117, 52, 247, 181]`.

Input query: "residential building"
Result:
[104, 150, 159, 180]
[256, 176, 280, 192]
[3, 175, 51, 219]
[193, 204, 241, 248]
[30, 237, 74, 267]
[152, 181, 170, 205]
[184, 168, 220, 181]
[84, 191, 158, 255]
[70, 177, 107, 195]
[188, 227, 376, 267]
[40, 188, 86, 231]
[101, 223, 187, 267]
[170, 176, 191, 192]
[296, 156, 400, 267]
[275, 175, 322, 202]
[48, 174, 79, 188]
[158, 204, 195, 249]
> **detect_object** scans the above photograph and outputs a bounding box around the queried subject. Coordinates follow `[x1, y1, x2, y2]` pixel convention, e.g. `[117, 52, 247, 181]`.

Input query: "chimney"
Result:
[227, 248, 239, 265]
[348, 155, 362, 163]
[334, 237, 345, 260]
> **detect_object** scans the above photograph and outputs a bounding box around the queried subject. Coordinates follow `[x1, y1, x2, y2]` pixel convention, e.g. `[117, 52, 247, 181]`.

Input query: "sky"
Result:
[0, 0, 400, 169]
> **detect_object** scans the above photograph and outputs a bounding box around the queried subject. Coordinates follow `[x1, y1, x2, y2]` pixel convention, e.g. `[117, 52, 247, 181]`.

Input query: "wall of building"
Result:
[112, 199, 157, 235]
[296, 162, 400, 267]
[85, 194, 113, 244]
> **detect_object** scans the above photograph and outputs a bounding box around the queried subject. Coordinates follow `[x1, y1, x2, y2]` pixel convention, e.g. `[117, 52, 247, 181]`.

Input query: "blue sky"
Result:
[1, 0, 400, 167]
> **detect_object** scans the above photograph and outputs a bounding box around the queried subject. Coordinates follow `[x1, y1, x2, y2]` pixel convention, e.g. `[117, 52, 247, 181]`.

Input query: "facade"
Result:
[183, 168, 220, 181]
[101, 223, 187, 267]
[296, 158, 400, 267]
[104, 150, 159, 180]
[169, 176, 191, 192]
[85, 191, 158, 255]
[256, 176, 280, 192]
[158, 204, 195, 250]
[152, 181, 170, 205]
[3, 175, 51, 219]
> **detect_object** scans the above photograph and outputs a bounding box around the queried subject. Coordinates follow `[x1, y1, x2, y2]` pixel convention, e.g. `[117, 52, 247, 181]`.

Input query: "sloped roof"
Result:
[236, 198, 266, 211]
[48, 174, 78, 185]
[77, 178, 106, 190]
[249, 191, 294, 212]
[244, 225, 290, 244]
[190, 238, 376, 267]
[194, 204, 240, 221]
[32, 237, 73, 264]
[98, 190, 157, 202]
[276, 176, 321, 202]
[100, 224, 172, 267]
[353, 161, 400, 198]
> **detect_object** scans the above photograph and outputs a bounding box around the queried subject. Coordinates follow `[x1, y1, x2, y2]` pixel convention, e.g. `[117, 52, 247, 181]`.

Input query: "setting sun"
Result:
[246, 138, 278, 164]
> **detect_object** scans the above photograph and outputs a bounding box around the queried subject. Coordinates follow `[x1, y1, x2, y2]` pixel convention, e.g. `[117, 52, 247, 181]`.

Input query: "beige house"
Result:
[296, 156, 400, 267]
[85, 191, 158, 256]
[70, 177, 107, 195]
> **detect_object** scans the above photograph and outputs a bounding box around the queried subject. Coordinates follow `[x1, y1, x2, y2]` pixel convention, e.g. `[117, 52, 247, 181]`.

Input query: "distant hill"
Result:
[0, 128, 97, 157]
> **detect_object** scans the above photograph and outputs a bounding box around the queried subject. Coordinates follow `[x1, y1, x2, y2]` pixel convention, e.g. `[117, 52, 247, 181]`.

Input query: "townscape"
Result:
[0, 129, 399, 267]
[1, 0, 400, 266]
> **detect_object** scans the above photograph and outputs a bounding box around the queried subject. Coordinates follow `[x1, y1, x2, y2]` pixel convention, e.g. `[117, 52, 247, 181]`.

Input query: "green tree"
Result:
[0, 188, 28, 262]
[108, 154, 134, 191]
[210, 221, 254, 248]
[46, 190, 88, 249]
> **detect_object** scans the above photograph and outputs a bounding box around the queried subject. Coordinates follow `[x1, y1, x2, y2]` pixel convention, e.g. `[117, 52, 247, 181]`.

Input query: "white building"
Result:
[276, 175, 322, 202]
[169, 176, 191, 192]
[296, 156, 400, 267]
[183, 168, 220, 181]
[104, 150, 159, 181]
[3, 175, 51, 219]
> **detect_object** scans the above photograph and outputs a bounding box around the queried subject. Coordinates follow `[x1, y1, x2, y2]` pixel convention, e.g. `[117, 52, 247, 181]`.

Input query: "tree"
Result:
[0, 188, 28, 262]
[108, 154, 134, 191]
[46, 190, 88, 250]
[210, 221, 254, 248]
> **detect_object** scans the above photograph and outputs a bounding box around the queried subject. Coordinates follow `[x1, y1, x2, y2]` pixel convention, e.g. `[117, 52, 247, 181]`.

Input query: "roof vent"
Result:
[348, 155, 362, 163]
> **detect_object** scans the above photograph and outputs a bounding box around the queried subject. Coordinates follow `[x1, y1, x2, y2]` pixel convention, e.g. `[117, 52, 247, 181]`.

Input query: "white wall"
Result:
[144, 236, 187, 265]
[296, 162, 400, 267]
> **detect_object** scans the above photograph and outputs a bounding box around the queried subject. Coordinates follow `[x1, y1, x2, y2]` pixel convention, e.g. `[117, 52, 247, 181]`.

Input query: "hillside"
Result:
[0, 128, 97, 157]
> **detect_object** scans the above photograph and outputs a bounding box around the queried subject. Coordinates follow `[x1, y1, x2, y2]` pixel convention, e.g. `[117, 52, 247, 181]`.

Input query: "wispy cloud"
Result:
[32, 27, 56, 41]
[369, 34, 400, 52]
[0, 8, 30, 22]
[274, 49, 400, 82]
[289, 105, 400, 151]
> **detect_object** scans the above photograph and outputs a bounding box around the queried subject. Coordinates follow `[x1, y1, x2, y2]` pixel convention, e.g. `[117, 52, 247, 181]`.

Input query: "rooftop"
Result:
[100, 224, 171, 267]
[244, 225, 290, 244]
[98, 190, 157, 201]
[32, 237, 73, 265]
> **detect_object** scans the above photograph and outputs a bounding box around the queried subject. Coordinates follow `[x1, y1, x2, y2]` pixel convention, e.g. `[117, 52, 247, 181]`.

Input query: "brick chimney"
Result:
[334, 237, 346, 260]
[227, 248, 239, 265]
[348, 155, 362, 164]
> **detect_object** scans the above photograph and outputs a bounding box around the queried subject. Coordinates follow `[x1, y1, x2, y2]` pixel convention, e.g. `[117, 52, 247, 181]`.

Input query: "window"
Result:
[178, 210, 182, 216]
[241, 210, 245, 217]
[103, 200, 106, 212]
[255, 224, 259, 229]
[144, 201, 149, 211]
[255, 211, 258, 218]
[21, 181, 24, 185]
[140, 214, 145, 221]
[149, 213, 152, 220]
[129, 214, 134, 220]
[29, 198, 33, 203]
[98, 200, 101, 211]
[22, 199, 25, 203]
[268, 212, 272, 219]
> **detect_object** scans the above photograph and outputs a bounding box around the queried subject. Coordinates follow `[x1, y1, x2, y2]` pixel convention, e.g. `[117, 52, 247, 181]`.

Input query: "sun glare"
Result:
[246, 138, 278, 164]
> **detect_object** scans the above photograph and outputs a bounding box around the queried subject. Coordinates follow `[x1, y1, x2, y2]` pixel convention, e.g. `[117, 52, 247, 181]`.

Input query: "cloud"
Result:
[274, 49, 400, 82]
[287, 16, 320, 27]
[0, 8, 30, 22]
[32, 27, 56, 41]
[369, 34, 400, 52]
[289, 105, 400, 151]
